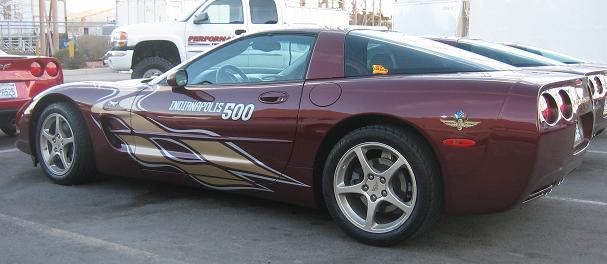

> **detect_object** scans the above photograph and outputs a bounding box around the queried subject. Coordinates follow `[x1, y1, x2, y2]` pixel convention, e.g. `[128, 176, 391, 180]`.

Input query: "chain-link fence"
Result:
[0, 20, 115, 55]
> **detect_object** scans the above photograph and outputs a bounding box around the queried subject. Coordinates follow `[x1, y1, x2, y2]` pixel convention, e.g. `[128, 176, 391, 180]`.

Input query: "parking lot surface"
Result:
[0, 71, 606, 263]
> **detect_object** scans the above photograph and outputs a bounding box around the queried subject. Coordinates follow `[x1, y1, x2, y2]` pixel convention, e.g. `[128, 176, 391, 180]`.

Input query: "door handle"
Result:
[259, 91, 288, 104]
[235, 29, 246, 35]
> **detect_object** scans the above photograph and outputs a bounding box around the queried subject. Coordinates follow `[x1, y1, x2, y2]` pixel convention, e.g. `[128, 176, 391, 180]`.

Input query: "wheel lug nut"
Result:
[370, 195, 377, 202]
[362, 185, 369, 191]
[380, 177, 386, 184]
[368, 175, 374, 180]
[381, 190, 387, 197]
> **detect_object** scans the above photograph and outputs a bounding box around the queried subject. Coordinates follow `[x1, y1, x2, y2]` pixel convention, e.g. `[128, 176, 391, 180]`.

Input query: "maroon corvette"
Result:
[0, 52, 63, 136]
[15, 29, 594, 245]
[429, 37, 607, 136]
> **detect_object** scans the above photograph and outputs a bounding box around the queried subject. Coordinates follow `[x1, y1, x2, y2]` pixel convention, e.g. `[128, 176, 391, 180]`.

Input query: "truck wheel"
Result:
[1, 118, 16, 136]
[35, 102, 96, 185]
[131, 57, 174, 79]
[322, 126, 442, 246]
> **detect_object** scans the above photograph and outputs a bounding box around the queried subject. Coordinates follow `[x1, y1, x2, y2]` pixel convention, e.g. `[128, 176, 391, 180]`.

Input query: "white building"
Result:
[392, 0, 607, 64]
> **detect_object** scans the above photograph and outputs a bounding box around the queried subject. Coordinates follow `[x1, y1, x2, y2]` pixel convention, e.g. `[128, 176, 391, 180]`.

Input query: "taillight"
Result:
[30, 61, 43, 77]
[594, 76, 604, 95]
[558, 90, 573, 120]
[46, 61, 58, 77]
[539, 93, 559, 125]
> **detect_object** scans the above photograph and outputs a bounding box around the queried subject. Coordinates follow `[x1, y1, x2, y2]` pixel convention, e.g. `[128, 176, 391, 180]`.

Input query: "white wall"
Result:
[469, 0, 607, 64]
[393, 0, 465, 37]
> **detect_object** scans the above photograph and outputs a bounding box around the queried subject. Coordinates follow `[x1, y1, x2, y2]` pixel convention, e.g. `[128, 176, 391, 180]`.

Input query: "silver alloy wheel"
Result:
[142, 68, 163, 78]
[39, 113, 75, 176]
[334, 142, 417, 233]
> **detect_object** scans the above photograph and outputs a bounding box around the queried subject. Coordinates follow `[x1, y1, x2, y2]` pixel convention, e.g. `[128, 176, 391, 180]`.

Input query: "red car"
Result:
[429, 37, 607, 136]
[15, 29, 593, 245]
[0, 51, 63, 136]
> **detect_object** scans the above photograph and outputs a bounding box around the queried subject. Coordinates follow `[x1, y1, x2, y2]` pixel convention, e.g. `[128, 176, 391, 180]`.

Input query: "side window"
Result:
[198, 0, 243, 24]
[250, 0, 278, 24]
[186, 34, 316, 85]
[345, 34, 481, 77]
[457, 43, 511, 64]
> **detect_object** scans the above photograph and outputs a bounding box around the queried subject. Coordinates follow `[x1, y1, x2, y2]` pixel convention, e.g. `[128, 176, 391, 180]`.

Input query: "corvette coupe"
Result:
[0, 51, 63, 136]
[15, 29, 594, 245]
[430, 37, 607, 136]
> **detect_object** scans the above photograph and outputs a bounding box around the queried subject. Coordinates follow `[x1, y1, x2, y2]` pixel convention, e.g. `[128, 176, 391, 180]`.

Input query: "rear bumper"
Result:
[0, 98, 29, 124]
[106, 50, 133, 71]
[517, 112, 592, 205]
[593, 98, 607, 136]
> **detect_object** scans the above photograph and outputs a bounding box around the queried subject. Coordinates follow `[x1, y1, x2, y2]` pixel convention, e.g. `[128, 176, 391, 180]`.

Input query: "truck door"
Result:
[185, 0, 249, 58]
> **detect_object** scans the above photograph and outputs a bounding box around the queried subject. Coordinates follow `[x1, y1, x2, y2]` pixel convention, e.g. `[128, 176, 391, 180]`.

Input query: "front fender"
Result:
[16, 81, 146, 178]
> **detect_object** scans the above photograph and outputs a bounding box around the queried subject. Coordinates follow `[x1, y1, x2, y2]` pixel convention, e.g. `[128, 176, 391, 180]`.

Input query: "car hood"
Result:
[522, 65, 607, 76]
[33, 79, 149, 102]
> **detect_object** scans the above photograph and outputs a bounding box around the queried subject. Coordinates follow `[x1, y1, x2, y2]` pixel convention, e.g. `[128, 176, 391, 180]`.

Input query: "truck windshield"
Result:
[177, 0, 210, 22]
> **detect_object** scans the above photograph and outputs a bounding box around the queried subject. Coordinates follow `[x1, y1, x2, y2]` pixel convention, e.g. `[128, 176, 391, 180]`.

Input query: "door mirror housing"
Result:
[193, 12, 209, 24]
[167, 70, 188, 88]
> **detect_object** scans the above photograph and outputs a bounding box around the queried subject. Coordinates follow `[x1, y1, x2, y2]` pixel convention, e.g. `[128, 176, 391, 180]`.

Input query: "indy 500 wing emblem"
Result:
[440, 110, 481, 131]
[89, 85, 308, 192]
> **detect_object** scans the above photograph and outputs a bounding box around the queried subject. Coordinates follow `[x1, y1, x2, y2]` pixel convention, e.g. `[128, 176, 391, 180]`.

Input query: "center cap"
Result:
[364, 175, 387, 201]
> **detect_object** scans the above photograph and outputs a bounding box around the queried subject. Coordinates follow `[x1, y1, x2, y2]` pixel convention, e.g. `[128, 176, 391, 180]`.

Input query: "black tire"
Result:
[322, 125, 442, 246]
[1, 118, 16, 136]
[35, 102, 96, 185]
[131, 56, 174, 79]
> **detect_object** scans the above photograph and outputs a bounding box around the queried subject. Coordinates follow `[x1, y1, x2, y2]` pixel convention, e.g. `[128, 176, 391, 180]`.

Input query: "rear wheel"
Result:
[1, 117, 16, 136]
[322, 126, 441, 246]
[35, 102, 96, 185]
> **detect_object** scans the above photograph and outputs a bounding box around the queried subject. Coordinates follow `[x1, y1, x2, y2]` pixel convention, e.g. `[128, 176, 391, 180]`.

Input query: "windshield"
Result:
[177, 0, 210, 22]
[351, 30, 519, 73]
[509, 44, 587, 65]
[458, 39, 566, 67]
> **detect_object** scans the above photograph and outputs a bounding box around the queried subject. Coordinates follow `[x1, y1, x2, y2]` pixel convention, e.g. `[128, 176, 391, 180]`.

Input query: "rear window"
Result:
[344, 31, 516, 77]
[513, 45, 586, 65]
[250, 0, 278, 24]
[457, 40, 565, 67]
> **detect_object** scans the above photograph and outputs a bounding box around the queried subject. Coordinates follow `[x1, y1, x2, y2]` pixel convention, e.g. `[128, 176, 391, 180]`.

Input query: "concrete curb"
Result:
[63, 68, 125, 76]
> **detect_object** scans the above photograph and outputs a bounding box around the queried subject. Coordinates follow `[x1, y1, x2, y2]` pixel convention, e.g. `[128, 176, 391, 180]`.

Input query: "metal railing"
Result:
[0, 20, 115, 54]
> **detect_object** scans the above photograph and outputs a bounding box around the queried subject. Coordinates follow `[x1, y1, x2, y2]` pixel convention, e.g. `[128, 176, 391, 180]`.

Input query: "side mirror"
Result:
[193, 12, 209, 24]
[167, 69, 188, 88]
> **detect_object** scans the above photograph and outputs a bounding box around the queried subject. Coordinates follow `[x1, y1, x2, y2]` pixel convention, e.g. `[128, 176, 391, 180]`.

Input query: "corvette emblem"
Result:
[0, 64, 11, 70]
[440, 110, 480, 131]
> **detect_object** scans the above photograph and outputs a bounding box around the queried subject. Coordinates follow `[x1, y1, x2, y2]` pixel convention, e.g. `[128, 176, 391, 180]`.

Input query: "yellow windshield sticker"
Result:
[372, 64, 389, 75]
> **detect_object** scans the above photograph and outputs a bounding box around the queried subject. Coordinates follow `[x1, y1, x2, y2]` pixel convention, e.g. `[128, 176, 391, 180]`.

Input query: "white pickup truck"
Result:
[106, 0, 349, 78]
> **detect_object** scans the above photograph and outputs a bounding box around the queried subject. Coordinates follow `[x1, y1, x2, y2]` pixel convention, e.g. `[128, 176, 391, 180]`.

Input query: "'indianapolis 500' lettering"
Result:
[169, 101, 255, 121]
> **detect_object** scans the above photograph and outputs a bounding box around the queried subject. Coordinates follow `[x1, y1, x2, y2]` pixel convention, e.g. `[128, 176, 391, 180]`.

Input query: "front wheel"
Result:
[322, 126, 442, 246]
[1, 117, 16, 136]
[131, 57, 174, 79]
[35, 102, 96, 185]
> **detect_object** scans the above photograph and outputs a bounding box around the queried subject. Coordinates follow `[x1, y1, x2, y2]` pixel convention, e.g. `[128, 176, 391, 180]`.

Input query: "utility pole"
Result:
[38, 0, 47, 56]
[353, 0, 357, 25]
[51, 0, 59, 52]
[371, 0, 375, 26]
[363, 0, 367, 25]
[378, 0, 382, 26]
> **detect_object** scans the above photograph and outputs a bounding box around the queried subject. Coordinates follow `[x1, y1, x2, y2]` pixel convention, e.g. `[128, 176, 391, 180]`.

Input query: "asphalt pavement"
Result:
[0, 70, 606, 263]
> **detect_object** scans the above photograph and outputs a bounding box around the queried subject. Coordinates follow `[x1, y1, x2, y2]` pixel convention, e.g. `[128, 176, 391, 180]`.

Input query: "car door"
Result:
[184, 0, 249, 58]
[129, 33, 316, 191]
